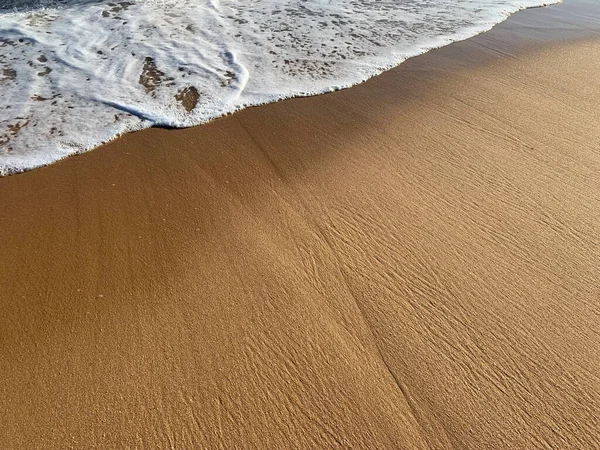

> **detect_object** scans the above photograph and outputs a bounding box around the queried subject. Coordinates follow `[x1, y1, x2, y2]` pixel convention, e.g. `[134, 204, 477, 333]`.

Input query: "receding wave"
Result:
[0, 0, 559, 175]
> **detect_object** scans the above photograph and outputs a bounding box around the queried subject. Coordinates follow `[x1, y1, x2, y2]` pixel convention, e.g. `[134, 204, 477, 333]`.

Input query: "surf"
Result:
[0, 0, 561, 175]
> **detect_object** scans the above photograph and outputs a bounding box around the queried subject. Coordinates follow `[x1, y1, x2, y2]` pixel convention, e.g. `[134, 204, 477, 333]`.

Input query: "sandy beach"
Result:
[1, 1, 599, 448]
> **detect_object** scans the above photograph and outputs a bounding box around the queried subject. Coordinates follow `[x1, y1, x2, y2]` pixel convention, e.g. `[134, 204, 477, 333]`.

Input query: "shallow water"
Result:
[0, 0, 559, 175]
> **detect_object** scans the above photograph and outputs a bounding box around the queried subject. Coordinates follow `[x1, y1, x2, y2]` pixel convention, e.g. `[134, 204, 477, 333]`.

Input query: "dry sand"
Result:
[1, 1, 599, 448]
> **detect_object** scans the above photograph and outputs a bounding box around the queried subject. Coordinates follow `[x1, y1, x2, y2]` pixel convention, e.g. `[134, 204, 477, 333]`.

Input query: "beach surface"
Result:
[1, 1, 599, 448]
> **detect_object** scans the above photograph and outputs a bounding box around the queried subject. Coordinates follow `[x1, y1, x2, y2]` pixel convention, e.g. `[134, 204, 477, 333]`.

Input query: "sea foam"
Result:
[0, 0, 560, 175]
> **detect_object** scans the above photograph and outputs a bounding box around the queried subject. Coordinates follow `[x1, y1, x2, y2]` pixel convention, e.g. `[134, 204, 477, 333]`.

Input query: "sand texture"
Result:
[1, 2, 599, 448]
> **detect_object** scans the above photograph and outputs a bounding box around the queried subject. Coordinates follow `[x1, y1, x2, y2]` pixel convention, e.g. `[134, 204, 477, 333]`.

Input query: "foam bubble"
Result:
[0, 0, 560, 175]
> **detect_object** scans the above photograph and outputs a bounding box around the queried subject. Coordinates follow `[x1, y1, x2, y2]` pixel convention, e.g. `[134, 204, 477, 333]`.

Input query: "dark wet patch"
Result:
[221, 70, 235, 87]
[49, 126, 64, 137]
[175, 86, 200, 112]
[26, 11, 56, 27]
[0, 38, 16, 48]
[2, 68, 17, 81]
[8, 120, 29, 136]
[102, 1, 134, 18]
[37, 67, 52, 77]
[139, 57, 164, 92]
[1, 119, 30, 147]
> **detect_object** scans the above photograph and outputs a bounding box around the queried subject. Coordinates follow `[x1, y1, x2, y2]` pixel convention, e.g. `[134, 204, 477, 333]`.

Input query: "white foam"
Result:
[0, 0, 560, 175]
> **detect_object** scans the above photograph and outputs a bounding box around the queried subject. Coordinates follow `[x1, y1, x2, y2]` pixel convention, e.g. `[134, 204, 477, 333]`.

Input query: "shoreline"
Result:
[0, 0, 581, 177]
[1, 1, 599, 448]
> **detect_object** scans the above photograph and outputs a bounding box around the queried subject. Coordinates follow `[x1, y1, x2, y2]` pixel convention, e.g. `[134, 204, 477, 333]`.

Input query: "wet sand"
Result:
[1, 1, 599, 448]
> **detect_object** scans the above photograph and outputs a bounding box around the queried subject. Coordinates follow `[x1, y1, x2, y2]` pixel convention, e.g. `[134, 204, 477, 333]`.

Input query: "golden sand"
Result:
[1, 4, 599, 448]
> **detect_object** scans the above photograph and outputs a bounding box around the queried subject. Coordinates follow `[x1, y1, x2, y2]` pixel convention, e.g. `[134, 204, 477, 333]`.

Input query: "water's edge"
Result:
[0, 0, 561, 176]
